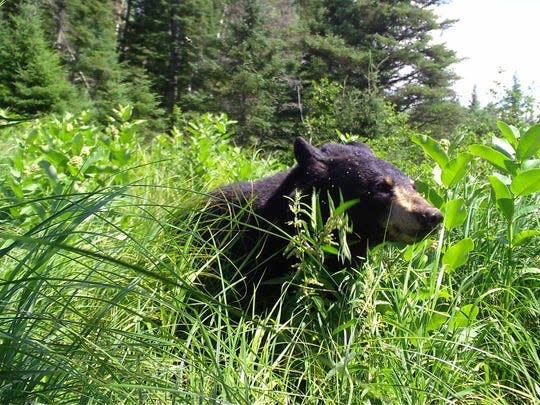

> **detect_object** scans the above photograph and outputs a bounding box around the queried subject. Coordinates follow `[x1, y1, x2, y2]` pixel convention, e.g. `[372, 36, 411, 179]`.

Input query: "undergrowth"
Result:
[0, 110, 538, 404]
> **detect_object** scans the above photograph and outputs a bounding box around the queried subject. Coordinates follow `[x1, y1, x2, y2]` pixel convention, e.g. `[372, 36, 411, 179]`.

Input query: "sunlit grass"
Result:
[2, 175, 538, 404]
[0, 114, 539, 404]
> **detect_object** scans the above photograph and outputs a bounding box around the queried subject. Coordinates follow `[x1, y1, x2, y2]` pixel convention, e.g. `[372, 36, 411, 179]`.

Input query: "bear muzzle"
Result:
[383, 186, 443, 244]
[415, 207, 443, 229]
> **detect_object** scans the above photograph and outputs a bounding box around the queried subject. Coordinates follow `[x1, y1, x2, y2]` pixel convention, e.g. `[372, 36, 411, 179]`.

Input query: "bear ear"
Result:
[294, 137, 325, 169]
[347, 141, 373, 155]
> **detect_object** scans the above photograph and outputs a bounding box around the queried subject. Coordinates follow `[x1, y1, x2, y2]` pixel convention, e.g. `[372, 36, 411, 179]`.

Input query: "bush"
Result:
[0, 106, 143, 227]
[303, 78, 406, 142]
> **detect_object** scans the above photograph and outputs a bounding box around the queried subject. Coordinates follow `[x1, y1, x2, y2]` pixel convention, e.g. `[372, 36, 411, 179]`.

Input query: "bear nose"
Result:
[418, 208, 443, 228]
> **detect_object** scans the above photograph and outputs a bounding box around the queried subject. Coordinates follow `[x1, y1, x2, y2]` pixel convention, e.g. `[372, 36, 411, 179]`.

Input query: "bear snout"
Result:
[384, 186, 443, 244]
[415, 207, 443, 230]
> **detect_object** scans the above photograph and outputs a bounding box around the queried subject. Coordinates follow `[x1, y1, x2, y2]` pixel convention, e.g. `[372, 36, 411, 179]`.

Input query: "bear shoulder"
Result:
[213, 169, 295, 213]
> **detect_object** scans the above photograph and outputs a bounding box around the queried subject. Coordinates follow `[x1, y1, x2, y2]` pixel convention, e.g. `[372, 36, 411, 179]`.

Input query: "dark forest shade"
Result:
[1, 0, 467, 135]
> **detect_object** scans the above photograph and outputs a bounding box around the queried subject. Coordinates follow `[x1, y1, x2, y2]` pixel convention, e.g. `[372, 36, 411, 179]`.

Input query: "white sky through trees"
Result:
[436, 0, 540, 106]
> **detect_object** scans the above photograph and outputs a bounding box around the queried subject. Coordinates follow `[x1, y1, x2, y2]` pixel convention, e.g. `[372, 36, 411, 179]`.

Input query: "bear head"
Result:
[294, 137, 443, 249]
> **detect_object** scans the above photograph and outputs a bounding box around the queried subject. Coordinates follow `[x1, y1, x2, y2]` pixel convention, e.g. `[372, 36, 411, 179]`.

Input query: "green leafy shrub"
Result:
[303, 78, 406, 141]
[469, 121, 540, 250]
[1, 106, 143, 226]
[151, 112, 283, 191]
[393, 121, 540, 402]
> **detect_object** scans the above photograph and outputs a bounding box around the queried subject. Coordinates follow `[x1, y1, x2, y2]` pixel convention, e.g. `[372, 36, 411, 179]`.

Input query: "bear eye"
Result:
[375, 177, 394, 192]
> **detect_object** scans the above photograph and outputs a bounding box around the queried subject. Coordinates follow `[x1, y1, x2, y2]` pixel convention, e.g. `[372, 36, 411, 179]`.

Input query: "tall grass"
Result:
[0, 112, 539, 404]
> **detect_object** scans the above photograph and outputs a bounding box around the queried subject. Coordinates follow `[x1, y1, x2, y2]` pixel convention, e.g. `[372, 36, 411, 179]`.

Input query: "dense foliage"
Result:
[1, 0, 468, 140]
[1, 1, 539, 403]
[3, 0, 539, 141]
[0, 110, 539, 403]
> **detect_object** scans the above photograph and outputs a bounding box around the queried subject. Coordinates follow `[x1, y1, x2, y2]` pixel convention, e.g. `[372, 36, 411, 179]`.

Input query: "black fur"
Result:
[203, 137, 441, 307]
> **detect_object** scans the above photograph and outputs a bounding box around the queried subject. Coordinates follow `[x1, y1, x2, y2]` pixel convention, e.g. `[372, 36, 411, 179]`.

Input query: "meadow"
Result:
[0, 108, 539, 404]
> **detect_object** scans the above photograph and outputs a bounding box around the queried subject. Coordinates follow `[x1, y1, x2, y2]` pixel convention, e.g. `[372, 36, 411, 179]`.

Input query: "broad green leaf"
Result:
[21, 182, 39, 193]
[468, 144, 516, 175]
[415, 181, 444, 208]
[521, 159, 540, 170]
[417, 287, 452, 301]
[438, 288, 452, 300]
[510, 168, 540, 196]
[20, 205, 37, 217]
[30, 202, 46, 219]
[43, 149, 68, 169]
[516, 124, 540, 161]
[121, 105, 133, 121]
[488, 175, 512, 200]
[72, 133, 84, 155]
[321, 244, 339, 255]
[522, 159, 540, 170]
[449, 303, 479, 330]
[432, 165, 442, 186]
[11, 153, 24, 172]
[497, 121, 519, 148]
[442, 238, 474, 269]
[402, 239, 431, 262]
[441, 153, 472, 188]
[488, 175, 514, 220]
[197, 137, 212, 163]
[448, 132, 465, 154]
[512, 229, 540, 247]
[411, 133, 449, 168]
[38, 160, 58, 183]
[496, 198, 514, 221]
[111, 149, 130, 165]
[442, 198, 467, 229]
[7, 180, 24, 199]
[426, 312, 449, 332]
[491, 136, 515, 158]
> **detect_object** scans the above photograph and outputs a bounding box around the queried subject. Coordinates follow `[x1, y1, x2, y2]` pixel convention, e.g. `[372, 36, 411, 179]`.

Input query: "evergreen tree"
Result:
[488, 74, 538, 128]
[212, 0, 301, 140]
[462, 85, 496, 135]
[119, 0, 221, 115]
[0, 1, 78, 115]
[469, 85, 480, 112]
[303, 76, 401, 141]
[1, 0, 465, 137]
[42, 0, 160, 119]
[298, 0, 461, 133]
[119, 0, 302, 138]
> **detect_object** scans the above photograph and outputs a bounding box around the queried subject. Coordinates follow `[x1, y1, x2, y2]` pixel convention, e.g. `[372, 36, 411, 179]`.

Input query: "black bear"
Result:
[204, 137, 442, 306]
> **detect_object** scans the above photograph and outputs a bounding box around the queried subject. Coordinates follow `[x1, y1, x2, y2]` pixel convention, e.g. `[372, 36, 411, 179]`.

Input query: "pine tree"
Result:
[469, 85, 480, 112]
[298, 0, 461, 133]
[0, 1, 78, 115]
[488, 74, 538, 128]
[120, 0, 303, 138]
[215, 0, 281, 139]
[207, 0, 304, 140]
[119, 0, 220, 115]
[463, 85, 496, 135]
[42, 0, 160, 119]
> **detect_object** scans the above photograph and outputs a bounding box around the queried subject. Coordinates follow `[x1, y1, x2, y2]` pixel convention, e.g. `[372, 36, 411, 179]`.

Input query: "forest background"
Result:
[1, 0, 538, 144]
